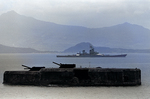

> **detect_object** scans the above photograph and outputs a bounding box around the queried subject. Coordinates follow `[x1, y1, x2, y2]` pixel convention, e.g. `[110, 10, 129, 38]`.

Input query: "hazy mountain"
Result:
[0, 11, 88, 51]
[63, 42, 150, 53]
[0, 44, 41, 53]
[63, 42, 93, 53]
[0, 11, 150, 51]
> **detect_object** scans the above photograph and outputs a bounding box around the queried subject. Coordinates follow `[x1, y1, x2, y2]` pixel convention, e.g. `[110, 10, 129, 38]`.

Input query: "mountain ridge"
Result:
[63, 42, 150, 53]
[0, 11, 150, 51]
[0, 44, 41, 53]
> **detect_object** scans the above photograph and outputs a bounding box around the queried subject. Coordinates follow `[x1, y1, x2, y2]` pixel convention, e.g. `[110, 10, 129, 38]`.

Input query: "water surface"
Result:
[0, 53, 149, 99]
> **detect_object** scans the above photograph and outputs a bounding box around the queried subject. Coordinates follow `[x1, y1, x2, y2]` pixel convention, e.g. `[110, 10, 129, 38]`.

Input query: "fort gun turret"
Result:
[22, 65, 45, 71]
[3, 62, 141, 86]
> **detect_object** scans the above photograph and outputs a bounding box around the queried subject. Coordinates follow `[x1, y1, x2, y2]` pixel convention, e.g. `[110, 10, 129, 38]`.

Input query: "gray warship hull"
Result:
[57, 54, 127, 57]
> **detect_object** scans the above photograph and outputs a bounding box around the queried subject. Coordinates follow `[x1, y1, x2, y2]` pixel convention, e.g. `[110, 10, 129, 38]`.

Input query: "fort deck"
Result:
[3, 66, 141, 86]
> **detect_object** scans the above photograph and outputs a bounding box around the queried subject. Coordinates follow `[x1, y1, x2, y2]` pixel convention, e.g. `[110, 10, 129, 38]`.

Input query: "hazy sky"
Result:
[0, 0, 150, 28]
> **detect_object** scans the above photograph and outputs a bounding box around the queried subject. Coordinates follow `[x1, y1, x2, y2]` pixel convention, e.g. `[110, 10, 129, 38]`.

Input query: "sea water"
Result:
[0, 53, 150, 99]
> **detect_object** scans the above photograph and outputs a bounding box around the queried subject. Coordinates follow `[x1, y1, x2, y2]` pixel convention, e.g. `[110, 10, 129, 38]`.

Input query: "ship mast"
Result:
[89, 45, 98, 55]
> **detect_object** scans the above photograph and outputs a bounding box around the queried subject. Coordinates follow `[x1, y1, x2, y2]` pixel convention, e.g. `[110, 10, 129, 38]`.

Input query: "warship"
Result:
[57, 46, 127, 57]
[3, 62, 141, 86]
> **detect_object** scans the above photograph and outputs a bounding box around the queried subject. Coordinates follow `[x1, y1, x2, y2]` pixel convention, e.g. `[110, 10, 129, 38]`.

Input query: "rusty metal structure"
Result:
[3, 62, 141, 86]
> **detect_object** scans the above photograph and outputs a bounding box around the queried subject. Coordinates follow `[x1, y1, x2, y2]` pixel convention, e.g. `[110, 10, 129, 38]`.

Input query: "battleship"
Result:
[57, 46, 127, 57]
[3, 62, 141, 86]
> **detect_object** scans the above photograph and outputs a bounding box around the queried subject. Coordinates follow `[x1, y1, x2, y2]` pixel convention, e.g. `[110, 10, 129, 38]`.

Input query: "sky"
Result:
[0, 0, 150, 28]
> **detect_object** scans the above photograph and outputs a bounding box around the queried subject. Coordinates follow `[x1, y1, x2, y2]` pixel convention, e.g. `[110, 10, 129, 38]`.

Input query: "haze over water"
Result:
[0, 53, 150, 99]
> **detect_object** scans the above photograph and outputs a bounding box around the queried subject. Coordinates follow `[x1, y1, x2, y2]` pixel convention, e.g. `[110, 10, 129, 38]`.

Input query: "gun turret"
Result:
[22, 65, 45, 71]
[53, 62, 76, 68]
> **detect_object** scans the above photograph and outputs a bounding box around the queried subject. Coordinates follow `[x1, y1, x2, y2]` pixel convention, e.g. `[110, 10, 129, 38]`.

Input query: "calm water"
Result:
[0, 53, 150, 99]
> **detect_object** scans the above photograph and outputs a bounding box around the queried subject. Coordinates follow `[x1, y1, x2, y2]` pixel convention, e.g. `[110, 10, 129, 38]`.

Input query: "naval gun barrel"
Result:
[53, 62, 61, 66]
[53, 62, 76, 68]
[22, 65, 31, 69]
